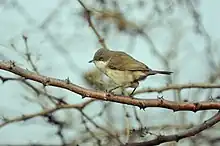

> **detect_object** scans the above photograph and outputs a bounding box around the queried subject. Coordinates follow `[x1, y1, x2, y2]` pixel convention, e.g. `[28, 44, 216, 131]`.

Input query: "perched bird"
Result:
[89, 48, 172, 95]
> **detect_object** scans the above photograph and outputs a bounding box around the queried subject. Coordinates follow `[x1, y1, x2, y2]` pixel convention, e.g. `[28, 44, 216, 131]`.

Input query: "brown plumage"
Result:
[89, 48, 173, 95]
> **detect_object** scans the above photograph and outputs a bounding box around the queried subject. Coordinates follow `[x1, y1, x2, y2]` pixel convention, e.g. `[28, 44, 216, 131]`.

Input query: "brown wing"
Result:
[107, 51, 150, 71]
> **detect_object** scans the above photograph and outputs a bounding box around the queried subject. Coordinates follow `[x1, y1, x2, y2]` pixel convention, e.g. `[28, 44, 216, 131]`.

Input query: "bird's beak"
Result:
[88, 60, 94, 63]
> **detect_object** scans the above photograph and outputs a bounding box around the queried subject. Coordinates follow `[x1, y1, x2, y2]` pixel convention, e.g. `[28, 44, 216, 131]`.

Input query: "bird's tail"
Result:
[148, 70, 173, 75]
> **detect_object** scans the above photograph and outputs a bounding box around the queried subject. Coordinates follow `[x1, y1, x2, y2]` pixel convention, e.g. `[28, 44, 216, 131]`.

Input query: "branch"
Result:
[135, 83, 220, 94]
[0, 75, 67, 105]
[77, 0, 108, 49]
[1, 61, 220, 112]
[0, 99, 95, 128]
[123, 110, 220, 146]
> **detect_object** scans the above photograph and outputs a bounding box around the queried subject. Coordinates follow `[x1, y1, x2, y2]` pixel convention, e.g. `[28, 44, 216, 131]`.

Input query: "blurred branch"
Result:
[0, 75, 67, 105]
[81, 114, 102, 146]
[124, 110, 220, 146]
[135, 83, 220, 94]
[2, 1, 219, 146]
[12, 0, 82, 75]
[78, 0, 108, 49]
[0, 99, 95, 128]
[22, 35, 39, 73]
[186, 1, 217, 70]
[1, 61, 220, 112]
[80, 110, 122, 144]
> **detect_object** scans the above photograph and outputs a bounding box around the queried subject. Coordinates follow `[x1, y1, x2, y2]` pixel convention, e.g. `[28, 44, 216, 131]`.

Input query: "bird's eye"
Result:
[99, 57, 104, 61]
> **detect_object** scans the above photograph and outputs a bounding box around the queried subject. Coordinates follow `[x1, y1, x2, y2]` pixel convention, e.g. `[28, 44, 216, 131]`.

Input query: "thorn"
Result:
[193, 102, 199, 112]
[21, 114, 29, 121]
[216, 95, 220, 99]
[57, 98, 67, 105]
[125, 113, 130, 118]
[173, 109, 177, 112]
[183, 99, 188, 102]
[208, 96, 215, 101]
[22, 34, 28, 42]
[139, 106, 146, 110]
[43, 78, 50, 87]
[10, 43, 16, 50]
[0, 76, 6, 83]
[81, 118, 86, 124]
[175, 135, 181, 142]
[65, 77, 70, 84]
[106, 92, 111, 97]
[2, 116, 9, 122]
[157, 94, 164, 100]
[20, 76, 26, 80]
[138, 102, 146, 110]
[9, 60, 16, 69]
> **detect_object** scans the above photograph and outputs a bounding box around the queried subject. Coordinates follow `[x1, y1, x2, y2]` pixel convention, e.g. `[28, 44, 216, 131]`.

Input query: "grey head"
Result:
[89, 48, 112, 63]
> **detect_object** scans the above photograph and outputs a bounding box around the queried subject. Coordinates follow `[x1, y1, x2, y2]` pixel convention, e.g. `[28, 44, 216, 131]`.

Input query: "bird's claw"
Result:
[129, 93, 134, 97]
[105, 89, 115, 95]
[157, 95, 164, 100]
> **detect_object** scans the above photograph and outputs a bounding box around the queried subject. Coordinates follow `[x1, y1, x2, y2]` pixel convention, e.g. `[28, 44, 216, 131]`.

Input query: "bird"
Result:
[89, 48, 172, 96]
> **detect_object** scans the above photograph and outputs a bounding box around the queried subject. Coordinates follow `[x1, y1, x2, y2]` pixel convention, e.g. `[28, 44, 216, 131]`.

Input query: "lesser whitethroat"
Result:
[89, 48, 172, 96]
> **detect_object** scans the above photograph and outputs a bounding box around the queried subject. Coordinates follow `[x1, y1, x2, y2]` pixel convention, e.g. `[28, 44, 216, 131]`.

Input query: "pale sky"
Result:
[0, 0, 219, 145]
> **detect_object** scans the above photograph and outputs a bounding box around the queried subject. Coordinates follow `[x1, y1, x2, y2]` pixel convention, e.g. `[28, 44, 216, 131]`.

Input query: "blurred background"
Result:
[0, 0, 220, 145]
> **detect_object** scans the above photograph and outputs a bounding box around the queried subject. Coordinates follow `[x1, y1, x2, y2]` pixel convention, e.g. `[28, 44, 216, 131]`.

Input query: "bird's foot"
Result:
[105, 89, 116, 95]
[157, 94, 164, 100]
[129, 93, 135, 97]
[128, 87, 137, 97]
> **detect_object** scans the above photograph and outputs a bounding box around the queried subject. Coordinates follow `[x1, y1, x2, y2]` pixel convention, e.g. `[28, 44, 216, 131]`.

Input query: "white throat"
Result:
[94, 61, 108, 73]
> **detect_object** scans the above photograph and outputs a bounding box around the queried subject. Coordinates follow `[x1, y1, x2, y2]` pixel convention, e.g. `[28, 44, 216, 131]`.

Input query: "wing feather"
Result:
[107, 51, 150, 71]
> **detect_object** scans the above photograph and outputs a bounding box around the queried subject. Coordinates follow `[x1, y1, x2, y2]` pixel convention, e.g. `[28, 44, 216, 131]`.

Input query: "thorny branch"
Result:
[0, 75, 67, 105]
[123, 110, 220, 146]
[0, 98, 95, 128]
[1, 1, 220, 145]
[134, 83, 220, 95]
[77, 0, 108, 49]
[0, 60, 220, 113]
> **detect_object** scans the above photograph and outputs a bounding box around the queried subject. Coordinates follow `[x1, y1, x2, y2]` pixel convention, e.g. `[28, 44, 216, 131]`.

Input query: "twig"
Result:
[0, 99, 94, 128]
[123, 110, 220, 146]
[81, 114, 102, 146]
[22, 35, 39, 73]
[0, 75, 67, 105]
[133, 107, 143, 128]
[134, 83, 220, 94]
[77, 0, 108, 49]
[0, 61, 220, 112]
[80, 110, 122, 144]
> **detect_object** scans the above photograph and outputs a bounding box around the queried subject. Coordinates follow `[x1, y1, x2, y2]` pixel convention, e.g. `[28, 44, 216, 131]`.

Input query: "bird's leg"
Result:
[129, 82, 139, 97]
[108, 85, 122, 93]
[121, 87, 127, 96]
[129, 87, 137, 96]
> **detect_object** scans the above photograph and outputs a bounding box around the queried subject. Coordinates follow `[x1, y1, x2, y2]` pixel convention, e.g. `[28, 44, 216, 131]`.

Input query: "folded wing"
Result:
[107, 51, 150, 71]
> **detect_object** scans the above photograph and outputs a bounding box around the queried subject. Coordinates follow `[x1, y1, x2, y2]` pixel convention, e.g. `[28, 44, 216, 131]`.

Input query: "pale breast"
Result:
[105, 68, 134, 85]
[106, 69, 147, 86]
[94, 61, 147, 86]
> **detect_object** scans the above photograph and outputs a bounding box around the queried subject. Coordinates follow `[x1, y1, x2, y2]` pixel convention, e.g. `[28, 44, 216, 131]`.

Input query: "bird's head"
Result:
[89, 48, 111, 64]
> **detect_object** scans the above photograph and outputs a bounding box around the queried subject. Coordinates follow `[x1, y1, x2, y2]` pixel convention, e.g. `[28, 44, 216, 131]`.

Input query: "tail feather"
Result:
[149, 70, 173, 75]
